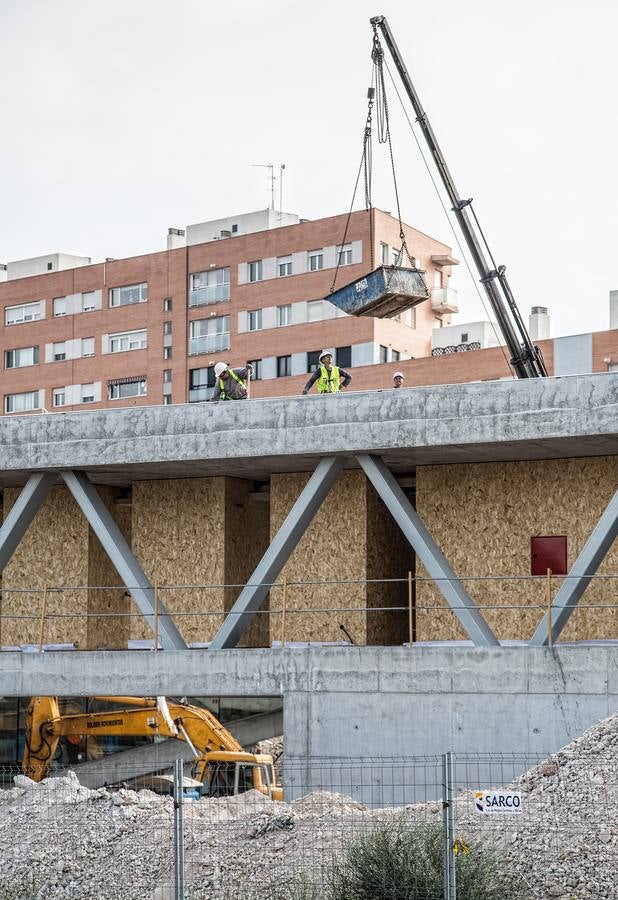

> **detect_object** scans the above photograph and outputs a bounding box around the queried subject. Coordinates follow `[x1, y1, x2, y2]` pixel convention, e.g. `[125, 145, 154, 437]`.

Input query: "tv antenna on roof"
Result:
[252, 163, 275, 209]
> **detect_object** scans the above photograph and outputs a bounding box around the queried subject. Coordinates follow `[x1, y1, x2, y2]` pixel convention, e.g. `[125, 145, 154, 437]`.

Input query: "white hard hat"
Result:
[214, 362, 228, 377]
[393, 371, 405, 379]
[319, 349, 333, 361]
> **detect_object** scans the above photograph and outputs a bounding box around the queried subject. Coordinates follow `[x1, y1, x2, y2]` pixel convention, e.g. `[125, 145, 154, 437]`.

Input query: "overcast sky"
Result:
[1, 0, 617, 337]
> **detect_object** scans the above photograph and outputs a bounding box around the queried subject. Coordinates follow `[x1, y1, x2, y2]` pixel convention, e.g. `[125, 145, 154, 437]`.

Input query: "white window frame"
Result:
[189, 267, 231, 305]
[188, 316, 230, 355]
[248, 260, 263, 283]
[81, 337, 95, 357]
[109, 282, 148, 308]
[108, 379, 147, 400]
[5, 301, 43, 325]
[307, 300, 323, 322]
[278, 257, 292, 277]
[5, 390, 40, 413]
[277, 304, 292, 327]
[5, 346, 38, 369]
[380, 243, 390, 265]
[53, 342, 67, 362]
[81, 291, 96, 312]
[109, 329, 148, 353]
[308, 250, 324, 272]
[53, 388, 66, 408]
[337, 244, 352, 266]
[81, 384, 96, 403]
[247, 309, 262, 332]
[53, 297, 67, 317]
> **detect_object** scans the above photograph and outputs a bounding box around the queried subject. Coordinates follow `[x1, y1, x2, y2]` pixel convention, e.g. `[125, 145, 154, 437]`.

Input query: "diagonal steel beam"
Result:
[210, 456, 344, 650]
[61, 470, 187, 650]
[357, 454, 500, 647]
[0, 472, 57, 571]
[529, 489, 618, 646]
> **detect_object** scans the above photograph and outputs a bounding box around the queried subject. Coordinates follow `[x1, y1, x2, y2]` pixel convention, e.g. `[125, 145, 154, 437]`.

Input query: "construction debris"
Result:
[0, 714, 615, 899]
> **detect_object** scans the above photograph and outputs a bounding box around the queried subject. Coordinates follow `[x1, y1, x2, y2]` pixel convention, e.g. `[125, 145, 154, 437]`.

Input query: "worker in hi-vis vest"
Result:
[302, 350, 351, 395]
[210, 362, 253, 401]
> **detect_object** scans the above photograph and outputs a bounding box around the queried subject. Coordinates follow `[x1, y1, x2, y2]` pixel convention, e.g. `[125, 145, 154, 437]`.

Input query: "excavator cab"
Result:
[202, 753, 280, 800]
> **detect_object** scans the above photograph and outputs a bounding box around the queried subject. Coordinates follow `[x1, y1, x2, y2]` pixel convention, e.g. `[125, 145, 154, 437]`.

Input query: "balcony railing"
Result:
[431, 287, 459, 314]
[188, 283, 230, 306]
[188, 386, 213, 403]
[188, 333, 230, 356]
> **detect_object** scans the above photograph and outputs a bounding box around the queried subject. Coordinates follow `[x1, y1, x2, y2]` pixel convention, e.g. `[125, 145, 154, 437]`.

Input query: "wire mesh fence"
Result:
[0, 746, 616, 899]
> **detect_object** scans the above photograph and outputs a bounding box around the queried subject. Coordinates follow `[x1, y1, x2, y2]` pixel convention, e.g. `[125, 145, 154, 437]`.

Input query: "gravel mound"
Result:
[0, 714, 615, 899]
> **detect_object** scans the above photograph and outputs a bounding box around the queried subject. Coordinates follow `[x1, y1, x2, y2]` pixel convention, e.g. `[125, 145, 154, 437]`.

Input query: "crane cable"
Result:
[380, 55, 515, 377]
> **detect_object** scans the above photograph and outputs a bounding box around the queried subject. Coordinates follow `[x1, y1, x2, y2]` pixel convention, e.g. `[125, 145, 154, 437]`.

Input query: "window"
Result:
[163, 321, 172, 335]
[232, 224, 238, 233]
[307, 350, 321, 373]
[189, 268, 230, 305]
[81, 337, 95, 357]
[108, 379, 147, 400]
[379, 345, 388, 364]
[433, 269, 443, 288]
[81, 292, 96, 312]
[81, 383, 96, 403]
[109, 330, 148, 353]
[307, 300, 323, 322]
[461, 333, 469, 343]
[336, 346, 351, 369]
[163, 394, 172, 405]
[247, 359, 262, 380]
[5, 390, 40, 413]
[247, 309, 262, 331]
[163, 298, 172, 312]
[380, 243, 390, 265]
[337, 244, 352, 266]
[53, 388, 66, 408]
[278, 257, 292, 277]
[109, 282, 148, 307]
[47, 261, 53, 271]
[406, 307, 416, 329]
[53, 342, 66, 362]
[277, 355, 291, 377]
[163, 369, 172, 383]
[189, 316, 230, 354]
[392, 248, 402, 266]
[188, 366, 216, 402]
[5, 301, 43, 325]
[308, 250, 324, 271]
[5, 346, 39, 369]
[164, 346, 172, 360]
[277, 304, 292, 327]
[392, 350, 401, 362]
[248, 260, 263, 283]
[53, 298, 67, 317]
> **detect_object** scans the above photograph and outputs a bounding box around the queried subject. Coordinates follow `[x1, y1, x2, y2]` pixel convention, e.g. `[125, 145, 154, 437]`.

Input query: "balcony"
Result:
[431, 287, 459, 315]
[188, 386, 212, 403]
[188, 283, 230, 307]
[188, 333, 230, 356]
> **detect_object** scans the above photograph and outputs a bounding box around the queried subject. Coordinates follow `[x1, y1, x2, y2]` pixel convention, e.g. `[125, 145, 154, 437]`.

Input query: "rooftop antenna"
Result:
[252, 163, 275, 209]
[279, 163, 286, 214]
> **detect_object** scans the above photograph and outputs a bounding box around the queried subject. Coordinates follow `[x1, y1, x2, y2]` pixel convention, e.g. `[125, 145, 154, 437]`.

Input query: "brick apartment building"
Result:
[0, 208, 461, 413]
[0, 206, 616, 416]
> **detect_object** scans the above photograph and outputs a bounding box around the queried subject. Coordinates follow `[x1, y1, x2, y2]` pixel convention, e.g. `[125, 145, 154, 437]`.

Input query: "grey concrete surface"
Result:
[4, 647, 616, 773]
[0, 373, 615, 485]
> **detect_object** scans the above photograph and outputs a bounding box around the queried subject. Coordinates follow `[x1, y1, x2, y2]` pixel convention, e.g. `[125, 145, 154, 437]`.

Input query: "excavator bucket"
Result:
[327, 265, 429, 318]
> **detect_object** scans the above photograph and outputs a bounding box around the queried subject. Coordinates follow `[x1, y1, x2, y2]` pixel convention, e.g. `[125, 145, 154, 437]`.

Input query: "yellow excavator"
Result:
[22, 696, 283, 800]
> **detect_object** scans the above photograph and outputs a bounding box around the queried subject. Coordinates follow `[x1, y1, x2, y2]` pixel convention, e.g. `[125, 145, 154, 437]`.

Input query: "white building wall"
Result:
[6, 253, 91, 280]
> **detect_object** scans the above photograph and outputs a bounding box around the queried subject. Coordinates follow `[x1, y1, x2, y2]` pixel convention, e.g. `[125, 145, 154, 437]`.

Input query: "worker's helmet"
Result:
[319, 350, 333, 362]
[214, 362, 228, 377]
[393, 371, 405, 380]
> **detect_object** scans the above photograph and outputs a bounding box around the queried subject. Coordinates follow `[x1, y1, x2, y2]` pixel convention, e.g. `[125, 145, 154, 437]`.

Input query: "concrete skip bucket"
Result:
[327, 265, 430, 318]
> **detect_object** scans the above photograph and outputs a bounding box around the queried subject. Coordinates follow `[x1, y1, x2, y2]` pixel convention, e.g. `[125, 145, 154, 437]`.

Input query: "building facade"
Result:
[0, 208, 458, 415]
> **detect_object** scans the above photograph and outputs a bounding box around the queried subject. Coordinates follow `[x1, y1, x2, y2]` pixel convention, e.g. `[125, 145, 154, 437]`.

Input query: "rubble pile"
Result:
[0, 714, 615, 899]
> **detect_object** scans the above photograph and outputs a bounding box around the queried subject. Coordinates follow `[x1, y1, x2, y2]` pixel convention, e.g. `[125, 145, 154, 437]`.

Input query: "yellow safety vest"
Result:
[218, 369, 246, 400]
[317, 364, 340, 393]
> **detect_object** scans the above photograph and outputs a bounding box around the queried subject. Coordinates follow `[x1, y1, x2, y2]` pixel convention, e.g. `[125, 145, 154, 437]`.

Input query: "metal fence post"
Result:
[173, 759, 185, 900]
[442, 751, 456, 900]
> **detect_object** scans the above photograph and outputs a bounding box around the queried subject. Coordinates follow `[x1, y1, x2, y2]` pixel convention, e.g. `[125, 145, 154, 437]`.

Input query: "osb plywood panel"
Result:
[1, 487, 89, 647]
[87, 490, 132, 650]
[366, 483, 414, 645]
[224, 478, 270, 648]
[415, 457, 618, 642]
[269, 471, 368, 644]
[131, 478, 226, 644]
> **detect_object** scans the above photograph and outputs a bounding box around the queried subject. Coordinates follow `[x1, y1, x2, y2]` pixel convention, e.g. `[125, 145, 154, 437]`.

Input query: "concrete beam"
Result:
[61, 470, 187, 651]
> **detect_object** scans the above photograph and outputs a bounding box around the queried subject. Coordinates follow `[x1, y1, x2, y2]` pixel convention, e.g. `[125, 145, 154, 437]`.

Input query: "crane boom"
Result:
[370, 15, 548, 378]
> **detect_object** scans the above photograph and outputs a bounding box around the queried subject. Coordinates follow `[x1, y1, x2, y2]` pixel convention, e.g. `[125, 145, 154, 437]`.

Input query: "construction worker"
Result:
[302, 350, 351, 395]
[210, 362, 253, 401]
[393, 371, 405, 388]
